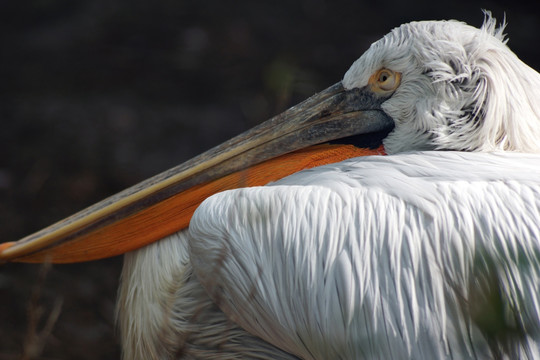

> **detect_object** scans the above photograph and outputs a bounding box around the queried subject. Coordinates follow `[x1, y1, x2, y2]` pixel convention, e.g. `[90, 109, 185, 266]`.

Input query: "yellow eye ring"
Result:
[369, 68, 401, 94]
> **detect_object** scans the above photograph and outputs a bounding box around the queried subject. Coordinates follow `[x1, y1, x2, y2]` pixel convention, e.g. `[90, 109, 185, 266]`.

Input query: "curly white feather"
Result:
[343, 14, 540, 153]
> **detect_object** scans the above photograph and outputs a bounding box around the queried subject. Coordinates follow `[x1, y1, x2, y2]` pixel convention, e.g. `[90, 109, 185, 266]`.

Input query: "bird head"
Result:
[2, 14, 539, 263]
[344, 15, 540, 153]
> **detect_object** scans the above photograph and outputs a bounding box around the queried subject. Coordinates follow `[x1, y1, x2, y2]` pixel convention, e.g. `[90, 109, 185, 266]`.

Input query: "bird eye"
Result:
[378, 70, 391, 83]
[370, 68, 401, 94]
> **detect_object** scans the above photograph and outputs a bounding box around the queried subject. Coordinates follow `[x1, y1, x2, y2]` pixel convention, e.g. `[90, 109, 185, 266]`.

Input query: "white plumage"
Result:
[117, 15, 540, 359]
[191, 152, 540, 359]
[344, 18, 540, 154]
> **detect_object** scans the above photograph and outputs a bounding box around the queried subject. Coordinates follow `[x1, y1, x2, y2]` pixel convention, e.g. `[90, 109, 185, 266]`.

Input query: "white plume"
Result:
[343, 13, 540, 153]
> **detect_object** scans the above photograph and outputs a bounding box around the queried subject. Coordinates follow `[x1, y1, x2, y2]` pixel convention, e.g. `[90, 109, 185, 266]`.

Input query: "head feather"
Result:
[344, 13, 540, 153]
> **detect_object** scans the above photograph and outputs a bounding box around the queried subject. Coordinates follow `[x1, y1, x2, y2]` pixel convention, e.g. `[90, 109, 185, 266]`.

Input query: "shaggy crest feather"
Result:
[343, 13, 540, 153]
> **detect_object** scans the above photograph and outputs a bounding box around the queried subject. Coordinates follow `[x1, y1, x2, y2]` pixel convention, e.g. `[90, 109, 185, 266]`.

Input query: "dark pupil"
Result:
[381, 74, 388, 82]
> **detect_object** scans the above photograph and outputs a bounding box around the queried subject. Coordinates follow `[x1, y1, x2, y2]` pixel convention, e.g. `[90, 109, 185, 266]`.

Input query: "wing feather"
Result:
[189, 152, 540, 359]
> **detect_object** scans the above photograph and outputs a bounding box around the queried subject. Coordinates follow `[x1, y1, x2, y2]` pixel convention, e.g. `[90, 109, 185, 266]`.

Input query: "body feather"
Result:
[189, 152, 540, 359]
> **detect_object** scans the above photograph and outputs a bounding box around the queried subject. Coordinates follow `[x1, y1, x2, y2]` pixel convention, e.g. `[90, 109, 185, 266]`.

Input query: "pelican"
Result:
[2, 13, 540, 359]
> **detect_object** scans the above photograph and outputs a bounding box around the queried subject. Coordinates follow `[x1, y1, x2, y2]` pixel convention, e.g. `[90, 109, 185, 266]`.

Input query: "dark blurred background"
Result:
[0, 1, 538, 359]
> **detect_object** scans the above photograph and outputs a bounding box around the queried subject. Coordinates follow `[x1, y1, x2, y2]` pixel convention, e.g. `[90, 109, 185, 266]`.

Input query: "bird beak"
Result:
[0, 82, 394, 263]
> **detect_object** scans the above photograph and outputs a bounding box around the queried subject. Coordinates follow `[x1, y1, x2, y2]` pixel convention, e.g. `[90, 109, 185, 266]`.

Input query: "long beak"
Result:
[0, 82, 393, 263]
